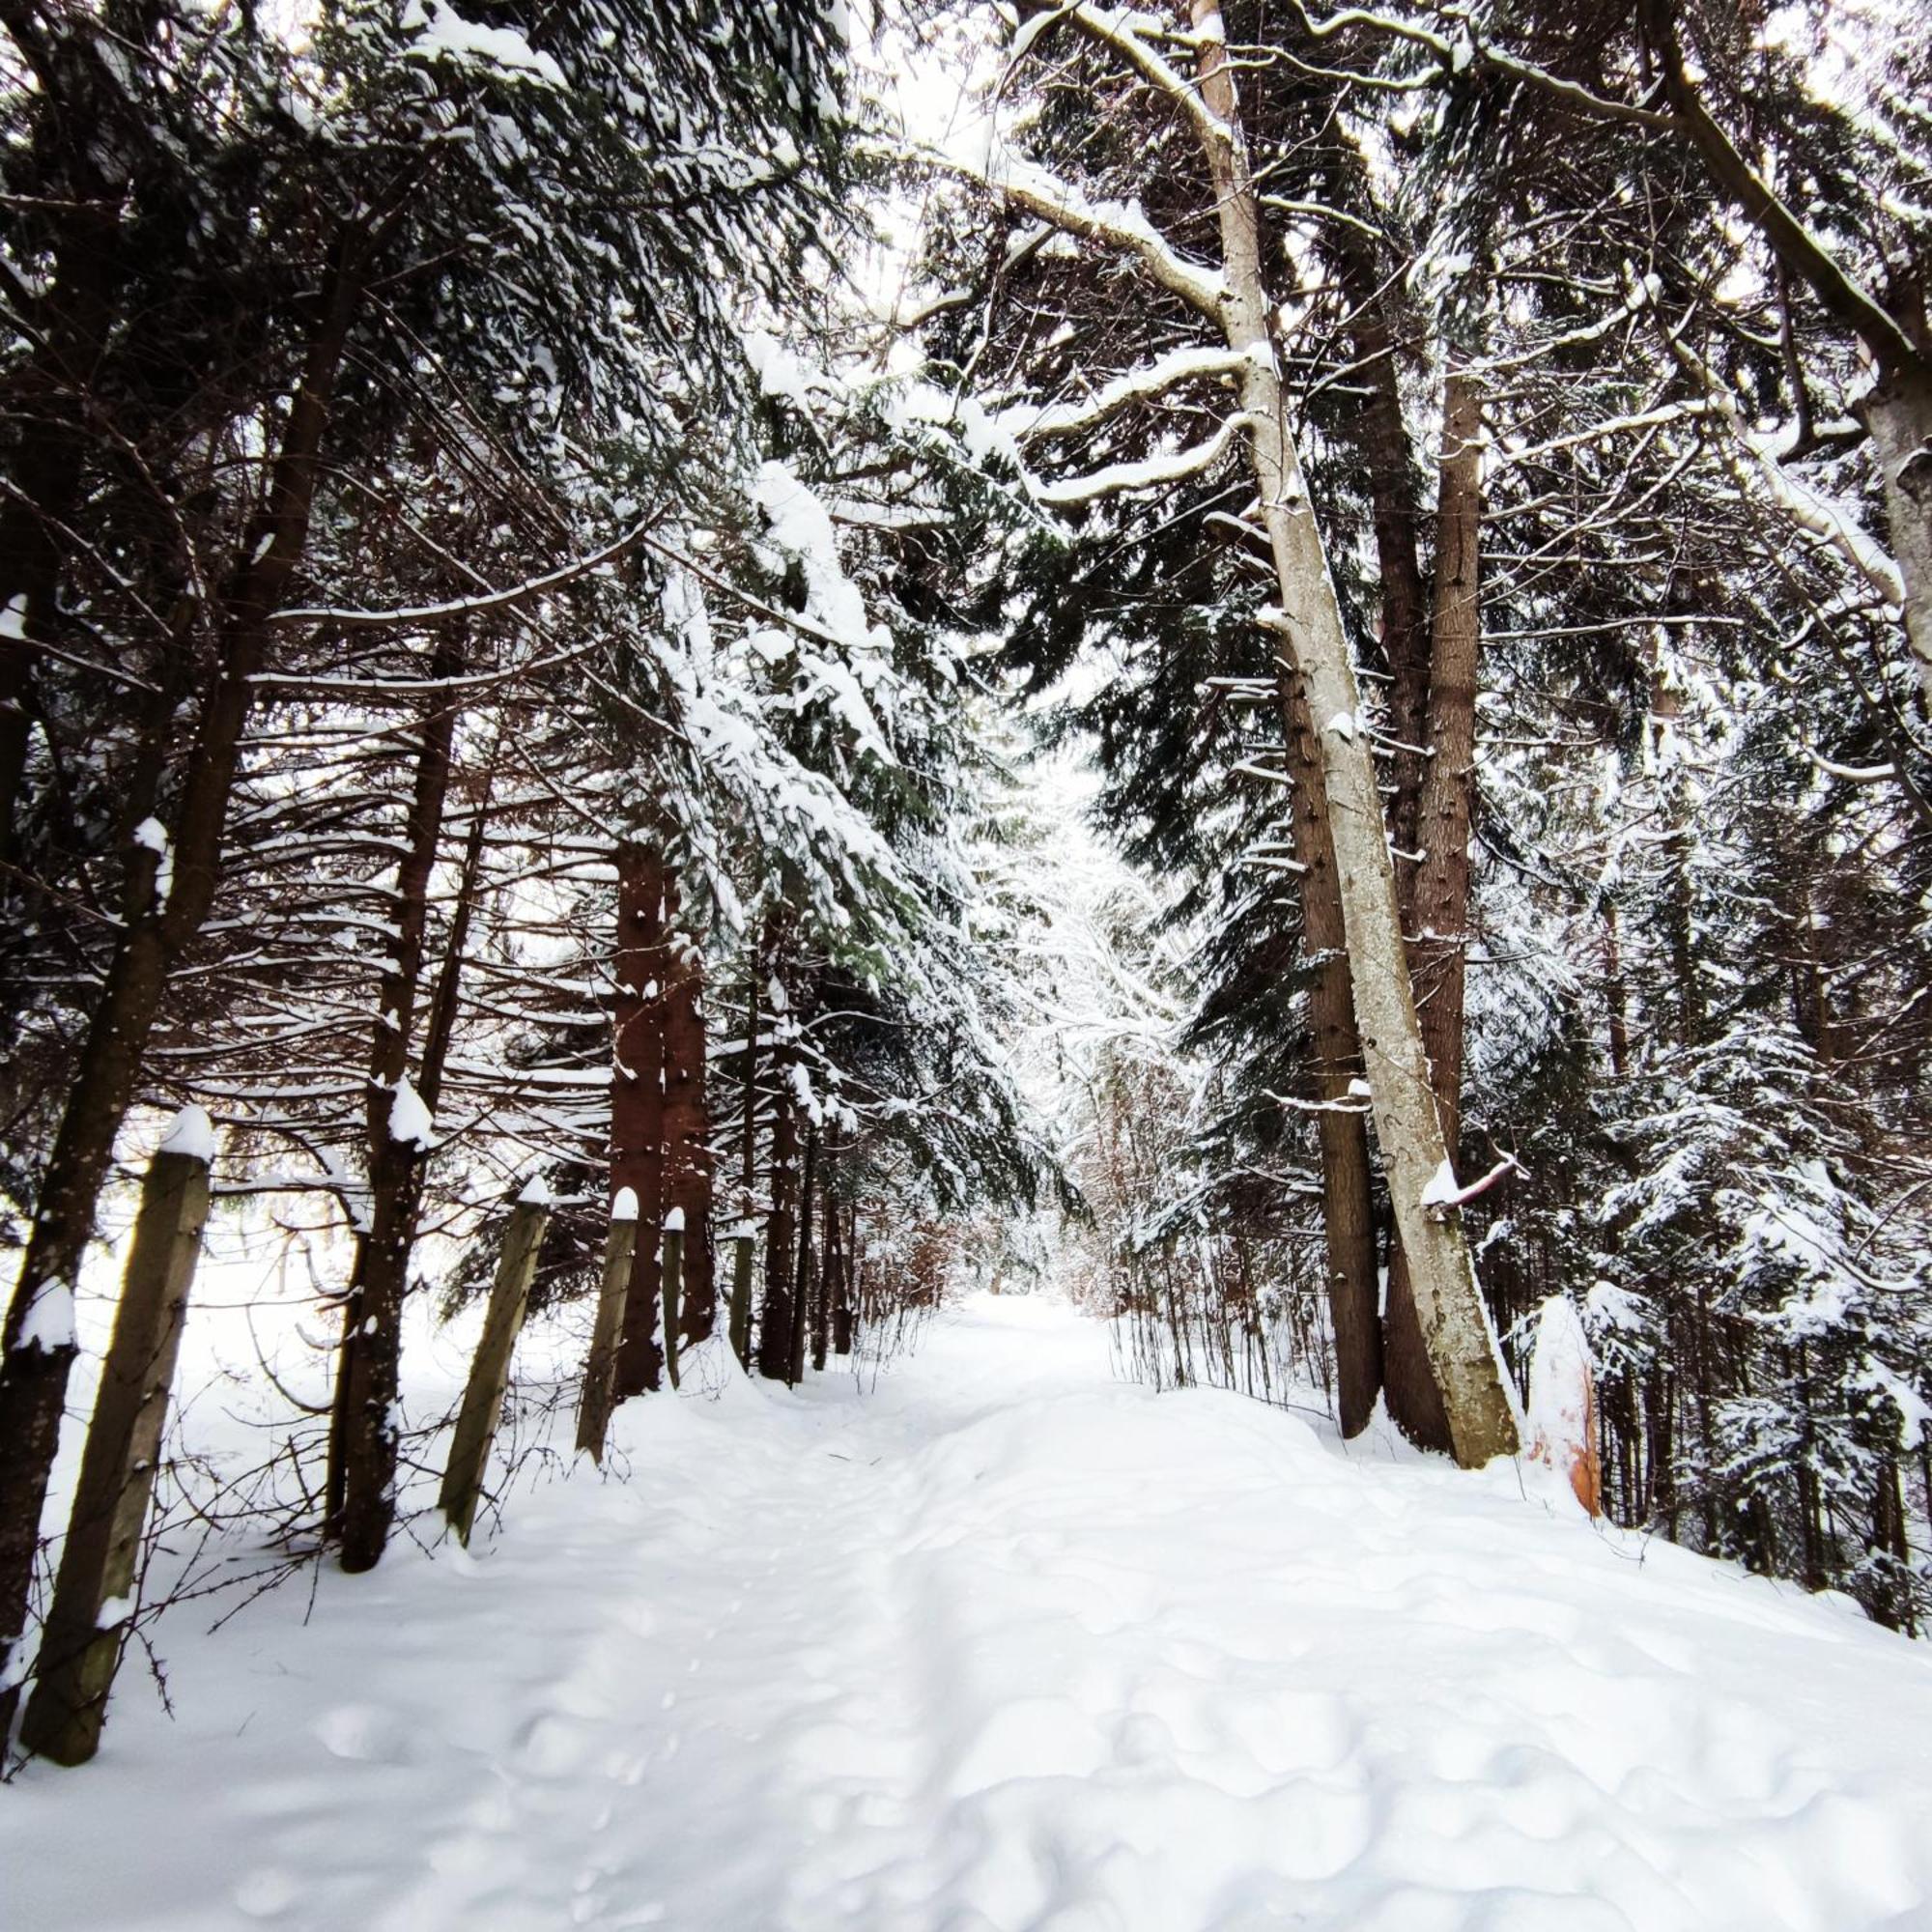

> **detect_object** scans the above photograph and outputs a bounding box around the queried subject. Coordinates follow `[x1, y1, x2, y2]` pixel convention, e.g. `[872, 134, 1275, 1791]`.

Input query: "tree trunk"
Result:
[1382, 360, 1488, 1453]
[789, 1121, 819, 1385]
[810, 1139, 836, 1373]
[17, 1117, 211, 1765]
[1272, 678, 1383, 1437]
[756, 943, 799, 1384]
[329, 631, 465, 1572]
[662, 900, 715, 1347]
[611, 843, 668, 1400]
[0, 247, 363, 1717]
[1192, 3, 1518, 1466]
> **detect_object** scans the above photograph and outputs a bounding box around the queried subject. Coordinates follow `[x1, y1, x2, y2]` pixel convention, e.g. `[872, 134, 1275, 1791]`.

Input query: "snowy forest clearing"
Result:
[6, 1292, 1930, 1932]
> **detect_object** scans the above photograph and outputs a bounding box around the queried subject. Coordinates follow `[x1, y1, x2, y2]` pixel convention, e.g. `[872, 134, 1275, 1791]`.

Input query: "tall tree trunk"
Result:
[0, 248, 363, 1719]
[663, 903, 714, 1347]
[328, 630, 465, 1573]
[1272, 678, 1383, 1437]
[1382, 360, 1488, 1452]
[810, 1137, 836, 1373]
[789, 1121, 819, 1385]
[611, 844, 668, 1400]
[1191, 3, 1518, 1466]
[756, 1071, 798, 1381]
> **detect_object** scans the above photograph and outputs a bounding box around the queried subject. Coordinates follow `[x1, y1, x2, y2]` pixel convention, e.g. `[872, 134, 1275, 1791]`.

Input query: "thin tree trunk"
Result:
[1273, 677, 1383, 1437]
[789, 1121, 819, 1385]
[611, 843, 668, 1400]
[663, 901, 714, 1347]
[329, 629, 465, 1572]
[1192, 2, 1517, 1466]
[0, 246, 364, 1718]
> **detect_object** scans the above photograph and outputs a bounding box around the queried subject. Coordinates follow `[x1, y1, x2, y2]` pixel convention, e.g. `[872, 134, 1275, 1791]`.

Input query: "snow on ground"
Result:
[7, 1293, 1932, 1931]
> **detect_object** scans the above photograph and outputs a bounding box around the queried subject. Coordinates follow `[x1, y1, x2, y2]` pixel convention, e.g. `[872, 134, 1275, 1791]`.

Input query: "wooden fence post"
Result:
[575, 1188, 639, 1465]
[439, 1179, 551, 1546]
[20, 1109, 213, 1766]
[661, 1208, 683, 1392]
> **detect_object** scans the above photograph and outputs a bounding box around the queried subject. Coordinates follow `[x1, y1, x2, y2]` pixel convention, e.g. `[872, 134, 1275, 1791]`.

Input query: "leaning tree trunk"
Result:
[611, 842, 668, 1400]
[1190, 3, 1518, 1467]
[328, 629, 466, 1573]
[0, 250, 363, 1722]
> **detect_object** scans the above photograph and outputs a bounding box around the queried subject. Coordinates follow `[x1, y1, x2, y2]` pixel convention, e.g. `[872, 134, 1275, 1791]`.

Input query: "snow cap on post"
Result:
[157, 1105, 215, 1163]
[518, 1174, 553, 1207]
[664, 1206, 686, 1233]
[611, 1185, 639, 1223]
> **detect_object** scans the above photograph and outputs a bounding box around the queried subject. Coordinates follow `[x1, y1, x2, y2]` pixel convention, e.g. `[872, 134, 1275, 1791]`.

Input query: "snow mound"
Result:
[6, 1294, 1930, 1930]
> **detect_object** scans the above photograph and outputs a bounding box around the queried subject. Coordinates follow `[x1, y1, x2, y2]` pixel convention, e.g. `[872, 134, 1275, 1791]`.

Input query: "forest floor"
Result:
[7, 1292, 1932, 1931]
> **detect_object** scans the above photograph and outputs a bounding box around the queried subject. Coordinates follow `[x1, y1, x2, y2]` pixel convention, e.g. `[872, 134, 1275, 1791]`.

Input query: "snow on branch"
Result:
[1053, 5, 1232, 151]
[998, 346, 1249, 443]
[928, 144, 1226, 320]
[1641, 288, 1906, 616]
[1033, 413, 1254, 505]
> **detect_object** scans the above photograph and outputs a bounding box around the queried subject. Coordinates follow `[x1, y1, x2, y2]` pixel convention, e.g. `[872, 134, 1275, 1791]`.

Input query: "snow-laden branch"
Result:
[998, 345, 1249, 443]
[927, 144, 1226, 320]
[1033, 413, 1254, 505]
[1053, 4, 1232, 151]
[1641, 286, 1905, 615]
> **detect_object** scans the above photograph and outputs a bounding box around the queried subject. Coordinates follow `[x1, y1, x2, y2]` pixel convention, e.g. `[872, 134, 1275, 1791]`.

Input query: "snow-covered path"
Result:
[8, 1293, 1932, 1931]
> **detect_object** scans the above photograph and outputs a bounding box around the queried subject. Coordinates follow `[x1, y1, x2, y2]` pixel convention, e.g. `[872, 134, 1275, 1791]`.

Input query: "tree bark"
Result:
[329, 630, 465, 1572]
[789, 1121, 819, 1385]
[1382, 360, 1488, 1452]
[662, 902, 715, 1347]
[1272, 677, 1383, 1437]
[0, 245, 363, 1717]
[1191, 2, 1518, 1466]
[611, 843, 668, 1400]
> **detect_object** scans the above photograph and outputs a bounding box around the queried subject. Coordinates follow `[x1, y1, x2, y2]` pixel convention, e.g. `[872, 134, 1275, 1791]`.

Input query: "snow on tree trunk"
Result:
[1526, 1295, 1603, 1519]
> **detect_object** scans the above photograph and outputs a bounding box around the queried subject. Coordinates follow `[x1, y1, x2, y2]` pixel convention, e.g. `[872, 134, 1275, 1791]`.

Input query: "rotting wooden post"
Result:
[727, 1212, 756, 1369]
[20, 1108, 213, 1766]
[440, 1179, 551, 1545]
[575, 1188, 639, 1465]
[661, 1209, 684, 1393]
